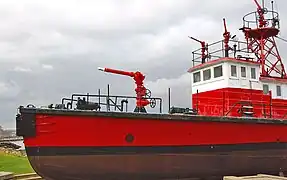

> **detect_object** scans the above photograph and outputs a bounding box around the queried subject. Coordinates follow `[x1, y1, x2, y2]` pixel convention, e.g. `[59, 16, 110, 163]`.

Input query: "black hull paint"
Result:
[25, 144, 287, 180]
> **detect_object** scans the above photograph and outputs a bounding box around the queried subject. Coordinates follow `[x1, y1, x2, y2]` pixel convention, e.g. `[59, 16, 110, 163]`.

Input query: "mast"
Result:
[240, 0, 286, 78]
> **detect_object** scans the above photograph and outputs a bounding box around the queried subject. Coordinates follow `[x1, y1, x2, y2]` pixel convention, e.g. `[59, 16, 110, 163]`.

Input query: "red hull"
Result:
[25, 112, 287, 147]
[17, 108, 287, 179]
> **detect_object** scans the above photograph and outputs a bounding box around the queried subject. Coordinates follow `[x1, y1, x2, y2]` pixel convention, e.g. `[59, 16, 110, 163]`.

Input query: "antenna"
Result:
[271, 1, 274, 19]
[276, 36, 287, 43]
[240, 0, 286, 78]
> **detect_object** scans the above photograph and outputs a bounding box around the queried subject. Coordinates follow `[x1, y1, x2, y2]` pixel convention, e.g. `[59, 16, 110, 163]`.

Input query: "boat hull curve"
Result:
[25, 147, 287, 180]
[17, 108, 287, 179]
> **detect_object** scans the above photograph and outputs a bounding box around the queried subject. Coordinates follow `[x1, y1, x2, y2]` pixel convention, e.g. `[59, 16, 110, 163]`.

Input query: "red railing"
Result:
[191, 39, 256, 67]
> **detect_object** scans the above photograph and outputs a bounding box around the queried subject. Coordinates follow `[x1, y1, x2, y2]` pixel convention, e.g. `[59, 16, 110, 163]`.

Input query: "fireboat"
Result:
[16, 1, 287, 179]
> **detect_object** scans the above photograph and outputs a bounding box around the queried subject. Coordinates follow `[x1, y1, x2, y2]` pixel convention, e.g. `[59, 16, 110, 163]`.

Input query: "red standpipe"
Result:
[98, 67, 150, 110]
[188, 36, 207, 63]
[223, 18, 230, 57]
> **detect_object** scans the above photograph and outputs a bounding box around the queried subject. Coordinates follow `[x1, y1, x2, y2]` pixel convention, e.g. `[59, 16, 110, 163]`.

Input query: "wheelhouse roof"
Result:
[188, 57, 260, 73]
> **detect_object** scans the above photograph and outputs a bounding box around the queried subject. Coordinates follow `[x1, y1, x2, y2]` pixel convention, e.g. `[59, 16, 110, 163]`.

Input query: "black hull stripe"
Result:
[25, 142, 287, 156]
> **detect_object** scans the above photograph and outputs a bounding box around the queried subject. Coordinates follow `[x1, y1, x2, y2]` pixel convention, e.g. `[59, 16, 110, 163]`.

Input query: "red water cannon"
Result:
[98, 67, 154, 112]
[188, 36, 207, 63]
[223, 18, 231, 57]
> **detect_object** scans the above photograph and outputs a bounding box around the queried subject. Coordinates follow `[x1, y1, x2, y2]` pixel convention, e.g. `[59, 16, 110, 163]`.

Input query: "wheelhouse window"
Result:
[276, 85, 282, 96]
[203, 69, 211, 81]
[193, 71, 201, 83]
[251, 67, 256, 79]
[263, 84, 269, 94]
[214, 65, 222, 78]
[231, 65, 237, 77]
[241, 66, 246, 78]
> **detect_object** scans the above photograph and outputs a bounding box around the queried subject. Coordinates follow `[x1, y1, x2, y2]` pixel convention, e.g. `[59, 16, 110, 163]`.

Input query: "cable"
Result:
[275, 36, 287, 43]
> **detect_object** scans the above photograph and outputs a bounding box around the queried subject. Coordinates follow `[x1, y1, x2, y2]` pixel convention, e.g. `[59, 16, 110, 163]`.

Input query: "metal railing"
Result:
[191, 39, 257, 67]
[242, 9, 280, 30]
[57, 85, 163, 113]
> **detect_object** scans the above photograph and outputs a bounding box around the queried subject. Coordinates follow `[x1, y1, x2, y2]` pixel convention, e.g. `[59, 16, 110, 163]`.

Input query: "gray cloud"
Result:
[0, 0, 287, 128]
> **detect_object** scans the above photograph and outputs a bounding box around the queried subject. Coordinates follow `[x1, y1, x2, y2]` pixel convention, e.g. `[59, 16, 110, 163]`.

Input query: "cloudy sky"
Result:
[0, 0, 287, 129]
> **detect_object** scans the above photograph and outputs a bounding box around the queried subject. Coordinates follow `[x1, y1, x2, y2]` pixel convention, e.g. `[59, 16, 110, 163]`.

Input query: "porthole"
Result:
[125, 133, 134, 143]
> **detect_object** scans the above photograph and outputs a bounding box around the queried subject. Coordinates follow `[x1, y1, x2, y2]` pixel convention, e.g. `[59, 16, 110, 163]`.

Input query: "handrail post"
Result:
[71, 94, 74, 109]
[196, 89, 199, 113]
[98, 89, 101, 111]
[160, 99, 162, 113]
[269, 90, 272, 118]
[192, 52, 195, 66]
[107, 84, 110, 111]
[222, 90, 225, 116]
[168, 88, 171, 113]
[263, 104, 266, 118]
